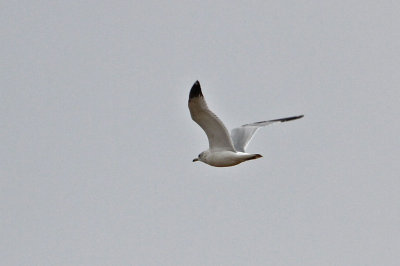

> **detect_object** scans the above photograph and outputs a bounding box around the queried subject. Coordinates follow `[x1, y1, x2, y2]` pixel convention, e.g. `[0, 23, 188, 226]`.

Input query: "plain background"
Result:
[2, 1, 400, 265]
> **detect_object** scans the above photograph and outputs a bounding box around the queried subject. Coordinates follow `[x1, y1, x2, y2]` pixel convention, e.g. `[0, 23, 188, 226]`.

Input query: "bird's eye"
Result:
[198, 153, 201, 158]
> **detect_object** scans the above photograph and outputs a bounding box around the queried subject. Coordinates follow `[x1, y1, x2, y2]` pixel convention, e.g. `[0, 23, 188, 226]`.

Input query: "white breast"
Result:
[204, 151, 255, 167]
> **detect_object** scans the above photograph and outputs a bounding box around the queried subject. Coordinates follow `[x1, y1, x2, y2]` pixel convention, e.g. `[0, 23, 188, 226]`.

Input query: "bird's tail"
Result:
[245, 154, 263, 161]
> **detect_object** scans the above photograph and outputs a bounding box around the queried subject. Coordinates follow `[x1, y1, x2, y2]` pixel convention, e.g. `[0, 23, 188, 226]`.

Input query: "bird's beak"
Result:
[193, 158, 199, 162]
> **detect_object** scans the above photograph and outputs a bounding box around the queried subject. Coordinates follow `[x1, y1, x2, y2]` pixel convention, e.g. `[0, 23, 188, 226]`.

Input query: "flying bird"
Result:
[188, 80, 303, 167]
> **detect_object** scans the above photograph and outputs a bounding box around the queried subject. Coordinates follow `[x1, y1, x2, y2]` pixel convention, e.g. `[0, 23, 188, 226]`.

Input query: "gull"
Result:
[189, 80, 303, 167]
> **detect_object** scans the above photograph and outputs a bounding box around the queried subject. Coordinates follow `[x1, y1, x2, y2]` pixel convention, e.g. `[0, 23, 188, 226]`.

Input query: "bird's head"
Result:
[193, 151, 206, 163]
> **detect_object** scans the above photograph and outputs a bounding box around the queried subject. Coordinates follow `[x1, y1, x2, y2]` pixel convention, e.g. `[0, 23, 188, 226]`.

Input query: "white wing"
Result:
[231, 115, 304, 152]
[188, 81, 235, 152]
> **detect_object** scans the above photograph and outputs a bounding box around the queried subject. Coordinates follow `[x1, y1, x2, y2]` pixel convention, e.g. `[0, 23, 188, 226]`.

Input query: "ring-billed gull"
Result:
[188, 80, 303, 167]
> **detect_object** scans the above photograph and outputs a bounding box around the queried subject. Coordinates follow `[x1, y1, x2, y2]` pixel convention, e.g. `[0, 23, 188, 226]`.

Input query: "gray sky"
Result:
[2, 1, 400, 265]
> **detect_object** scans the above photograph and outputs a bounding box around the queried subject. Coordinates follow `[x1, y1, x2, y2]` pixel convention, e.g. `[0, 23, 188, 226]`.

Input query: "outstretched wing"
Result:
[188, 81, 235, 152]
[231, 115, 304, 152]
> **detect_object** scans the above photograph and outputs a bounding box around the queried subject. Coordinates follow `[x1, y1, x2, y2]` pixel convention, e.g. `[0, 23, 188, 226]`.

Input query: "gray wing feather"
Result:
[188, 81, 236, 152]
[231, 115, 304, 152]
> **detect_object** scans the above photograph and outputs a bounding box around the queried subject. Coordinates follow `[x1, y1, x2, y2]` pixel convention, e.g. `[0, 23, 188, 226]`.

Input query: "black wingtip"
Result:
[189, 80, 203, 100]
[273, 115, 304, 123]
[292, 114, 304, 120]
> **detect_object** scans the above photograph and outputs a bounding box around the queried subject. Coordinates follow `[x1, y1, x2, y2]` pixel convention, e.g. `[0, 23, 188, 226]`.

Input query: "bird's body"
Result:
[188, 80, 303, 167]
[194, 150, 262, 167]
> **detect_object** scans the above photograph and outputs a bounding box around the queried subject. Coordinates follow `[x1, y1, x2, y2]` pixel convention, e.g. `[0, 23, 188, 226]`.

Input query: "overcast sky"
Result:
[2, 1, 400, 265]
